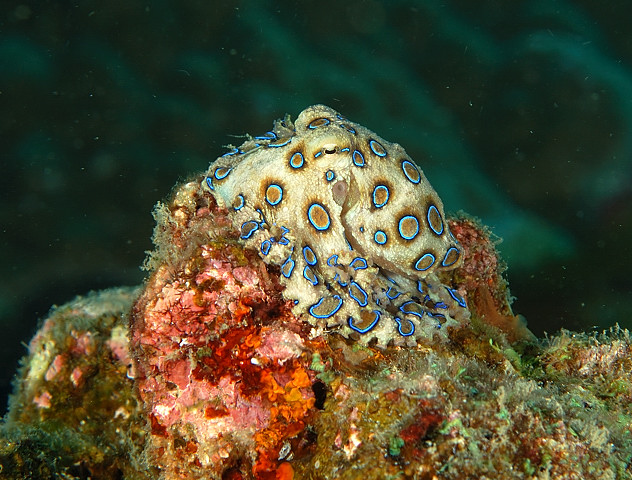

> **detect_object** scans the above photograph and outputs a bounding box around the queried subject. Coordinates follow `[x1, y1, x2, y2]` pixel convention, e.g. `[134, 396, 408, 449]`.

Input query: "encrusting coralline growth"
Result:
[1, 107, 631, 480]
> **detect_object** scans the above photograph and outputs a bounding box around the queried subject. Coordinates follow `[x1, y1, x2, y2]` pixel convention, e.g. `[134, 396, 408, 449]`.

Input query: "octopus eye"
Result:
[323, 144, 337, 155]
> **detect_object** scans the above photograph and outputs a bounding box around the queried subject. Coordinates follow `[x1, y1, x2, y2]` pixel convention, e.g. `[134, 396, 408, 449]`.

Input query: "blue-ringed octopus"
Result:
[203, 105, 469, 346]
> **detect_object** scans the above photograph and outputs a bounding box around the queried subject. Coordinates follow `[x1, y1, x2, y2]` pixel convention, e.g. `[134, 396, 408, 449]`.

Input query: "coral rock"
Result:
[3, 110, 632, 480]
[131, 181, 320, 479]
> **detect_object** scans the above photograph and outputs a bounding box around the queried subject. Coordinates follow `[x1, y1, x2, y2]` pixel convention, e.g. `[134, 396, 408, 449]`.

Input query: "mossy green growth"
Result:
[310, 352, 326, 373]
[0, 288, 152, 480]
[388, 435, 405, 456]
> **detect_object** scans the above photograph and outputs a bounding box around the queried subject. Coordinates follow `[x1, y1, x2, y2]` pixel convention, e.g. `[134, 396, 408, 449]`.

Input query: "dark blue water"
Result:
[2, 0, 631, 413]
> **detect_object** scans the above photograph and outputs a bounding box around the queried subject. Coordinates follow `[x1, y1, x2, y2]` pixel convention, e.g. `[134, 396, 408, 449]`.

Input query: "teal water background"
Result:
[1, 0, 631, 412]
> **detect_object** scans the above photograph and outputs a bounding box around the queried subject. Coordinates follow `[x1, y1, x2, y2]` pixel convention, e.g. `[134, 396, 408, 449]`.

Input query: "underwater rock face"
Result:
[0, 288, 149, 480]
[205, 105, 468, 346]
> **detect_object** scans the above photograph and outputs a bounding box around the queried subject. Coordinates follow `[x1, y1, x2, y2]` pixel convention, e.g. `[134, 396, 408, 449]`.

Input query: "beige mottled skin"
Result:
[204, 105, 468, 346]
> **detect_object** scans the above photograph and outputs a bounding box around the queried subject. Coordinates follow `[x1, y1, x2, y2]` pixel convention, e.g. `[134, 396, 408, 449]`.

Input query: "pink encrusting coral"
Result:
[131, 181, 322, 479]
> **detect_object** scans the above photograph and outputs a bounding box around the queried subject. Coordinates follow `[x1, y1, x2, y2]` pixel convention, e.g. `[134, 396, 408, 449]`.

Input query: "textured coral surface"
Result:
[132, 182, 318, 479]
[2, 175, 632, 479]
[0, 287, 148, 480]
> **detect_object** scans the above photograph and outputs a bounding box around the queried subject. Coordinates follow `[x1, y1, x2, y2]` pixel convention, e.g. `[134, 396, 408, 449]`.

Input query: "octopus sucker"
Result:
[204, 104, 469, 346]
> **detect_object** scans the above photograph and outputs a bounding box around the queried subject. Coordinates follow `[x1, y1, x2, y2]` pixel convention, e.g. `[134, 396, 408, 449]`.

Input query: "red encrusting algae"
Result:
[131, 181, 323, 479]
[448, 215, 535, 343]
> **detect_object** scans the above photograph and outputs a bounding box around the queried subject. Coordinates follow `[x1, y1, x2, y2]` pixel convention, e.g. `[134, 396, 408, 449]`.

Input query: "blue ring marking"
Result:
[441, 247, 460, 267]
[255, 208, 265, 224]
[302, 245, 317, 266]
[343, 125, 356, 134]
[327, 254, 340, 267]
[340, 147, 350, 153]
[414, 253, 436, 271]
[221, 147, 240, 157]
[417, 280, 425, 294]
[205, 177, 214, 191]
[333, 273, 348, 287]
[433, 301, 448, 310]
[349, 257, 368, 270]
[359, 226, 364, 233]
[395, 317, 415, 336]
[345, 235, 354, 251]
[427, 205, 444, 235]
[303, 266, 319, 286]
[374, 230, 387, 245]
[307, 203, 331, 231]
[233, 194, 245, 211]
[268, 137, 292, 148]
[289, 152, 305, 169]
[399, 301, 424, 318]
[369, 139, 387, 157]
[398, 215, 420, 240]
[281, 256, 295, 278]
[314, 151, 323, 158]
[214, 167, 232, 180]
[261, 240, 272, 255]
[336, 114, 345, 120]
[265, 184, 283, 206]
[372, 185, 389, 208]
[348, 310, 380, 334]
[348, 281, 368, 307]
[293, 299, 299, 305]
[254, 131, 277, 140]
[278, 226, 290, 245]
[402, 160, 421, 184]
[386, 286, 400, 300]
[446, 287, 467, 308]
[309, 295, 343, 319]
[326, 170, 335, 181]
[308, 118, 330, 129]
[352, 150, 365, 167]
[427, 312, 446, 328]
[240, 221, 259, 240]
